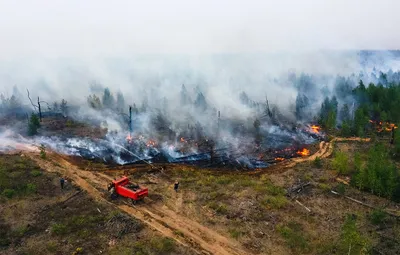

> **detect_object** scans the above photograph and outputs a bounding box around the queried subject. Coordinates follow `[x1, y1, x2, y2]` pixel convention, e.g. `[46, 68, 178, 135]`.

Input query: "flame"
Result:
[296, 148, 310, 156]
[180, 137, 186, 142]
[146, 140, 156, 147]
[126, 134, 133, 143]
[310, 125, 321, 134]
[370, 120, 398, 132]
[275, 157, 285, 161]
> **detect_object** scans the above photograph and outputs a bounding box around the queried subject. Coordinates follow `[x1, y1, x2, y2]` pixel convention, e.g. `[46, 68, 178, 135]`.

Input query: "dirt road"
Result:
[26, 152, 251, 255]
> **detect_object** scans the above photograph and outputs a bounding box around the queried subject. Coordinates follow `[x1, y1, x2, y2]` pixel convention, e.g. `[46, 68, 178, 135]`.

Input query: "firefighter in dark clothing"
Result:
[174, 180, 179, 192]
[60, 177, 65, 190]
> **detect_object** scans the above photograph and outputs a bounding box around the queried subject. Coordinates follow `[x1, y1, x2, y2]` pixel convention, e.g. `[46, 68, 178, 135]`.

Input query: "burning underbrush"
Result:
[0, 116, 324, 170]
[34, 123, 322, 170]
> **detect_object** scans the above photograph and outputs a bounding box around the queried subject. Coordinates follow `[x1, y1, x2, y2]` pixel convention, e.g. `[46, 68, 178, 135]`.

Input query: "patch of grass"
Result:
[13, 225, 29, 238]
[236, 177, 255, 187]
[46, 241, 58, 252]
[2, 188, 15, 199]
[228, 228, 243, 239]
[30, 170, 42, 177]
[51, 223, 67, 235]
[277, 221, 310, 252]
[208, 201, 229, 215]
[215, 175, 234, 185]
[149, 237, 176, 253]
[263, 195, 288, 209]
[317, 183, 331, 192]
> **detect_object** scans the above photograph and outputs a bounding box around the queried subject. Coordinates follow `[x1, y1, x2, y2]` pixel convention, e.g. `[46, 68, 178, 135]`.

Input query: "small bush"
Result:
[39, 144, 46, 159]
[369, 209, 386, 225]
[2, 189, 15, 199]
[337, 183, 346, 195]
[314, 156, 323, 168]
[51, 223, 67, 235]
[30, 170, 42, 177]
[318, 183, 330, 192]
[26, 183, 37, 194]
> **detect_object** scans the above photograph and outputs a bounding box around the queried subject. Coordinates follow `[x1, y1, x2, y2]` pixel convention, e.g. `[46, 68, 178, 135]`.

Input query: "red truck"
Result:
[108, 176, 148, 204]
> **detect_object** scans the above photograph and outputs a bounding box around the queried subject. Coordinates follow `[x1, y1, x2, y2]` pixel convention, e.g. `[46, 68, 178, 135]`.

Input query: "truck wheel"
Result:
[131, 199, 137, 205]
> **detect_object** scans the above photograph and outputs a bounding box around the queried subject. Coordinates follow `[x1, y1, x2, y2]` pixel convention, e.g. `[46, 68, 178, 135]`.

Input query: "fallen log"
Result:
[295, 200, 311, 213]
[331, 190, 400, 218]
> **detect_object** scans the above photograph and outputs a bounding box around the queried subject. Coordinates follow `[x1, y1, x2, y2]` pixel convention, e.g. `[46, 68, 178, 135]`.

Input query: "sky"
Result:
[0, 0, 399, 57]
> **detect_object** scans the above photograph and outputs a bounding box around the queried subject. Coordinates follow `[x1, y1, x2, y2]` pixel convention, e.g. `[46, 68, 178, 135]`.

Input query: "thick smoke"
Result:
[1, 51, 400, 167]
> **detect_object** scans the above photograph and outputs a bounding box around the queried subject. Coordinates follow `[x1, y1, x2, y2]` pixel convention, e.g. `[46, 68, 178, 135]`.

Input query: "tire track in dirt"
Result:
[26, 152, 252, 255]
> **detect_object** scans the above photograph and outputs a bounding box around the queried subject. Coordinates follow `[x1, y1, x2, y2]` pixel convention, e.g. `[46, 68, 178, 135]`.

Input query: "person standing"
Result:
[174, 180, 179, 192]
[60, 177, 65, 190]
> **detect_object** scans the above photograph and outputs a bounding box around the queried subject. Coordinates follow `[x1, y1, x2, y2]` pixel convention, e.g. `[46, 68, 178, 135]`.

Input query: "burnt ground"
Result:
[0, 154, 195, 255]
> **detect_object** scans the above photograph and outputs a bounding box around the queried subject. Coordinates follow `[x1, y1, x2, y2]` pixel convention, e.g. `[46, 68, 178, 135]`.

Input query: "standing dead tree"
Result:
[26, 89, 50, 122]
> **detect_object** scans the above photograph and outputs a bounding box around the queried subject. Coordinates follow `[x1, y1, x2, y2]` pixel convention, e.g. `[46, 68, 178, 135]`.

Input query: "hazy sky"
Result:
[0, 0, 398, 57]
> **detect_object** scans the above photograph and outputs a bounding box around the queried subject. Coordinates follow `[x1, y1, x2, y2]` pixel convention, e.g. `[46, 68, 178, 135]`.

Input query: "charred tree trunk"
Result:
[37, 97, 42, 122]
[129, 106, 132, 137]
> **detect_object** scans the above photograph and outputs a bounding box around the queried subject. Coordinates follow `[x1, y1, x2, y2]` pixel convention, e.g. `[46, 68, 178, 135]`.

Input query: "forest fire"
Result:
[126, 134, 133, 142]
[296, 148, 310, 156]
[310, 125, 321, 134]
[146, 140, 157, 147]
[369, 120, 398, 132]
[274, 157, 285, 161]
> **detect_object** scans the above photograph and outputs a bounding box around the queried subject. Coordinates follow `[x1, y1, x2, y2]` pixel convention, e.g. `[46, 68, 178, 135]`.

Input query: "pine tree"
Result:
[60, 99, 68, 116]
[28, 113, 40, 136]
[102, 88, 114, 109]
[116, 92, 125, 112]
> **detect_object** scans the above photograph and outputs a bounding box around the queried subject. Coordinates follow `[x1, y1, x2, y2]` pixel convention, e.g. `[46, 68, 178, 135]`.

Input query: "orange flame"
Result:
[146, 140, 156, 147]
[180, 137, 186, 142]
[275, 157, 285, 161]
[126, 134, 133, 142]
[310, 125, 321, 134]
[296, 148, 310, 156]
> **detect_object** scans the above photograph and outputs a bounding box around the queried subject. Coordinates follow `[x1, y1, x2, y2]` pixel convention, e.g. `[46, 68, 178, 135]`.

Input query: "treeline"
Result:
[316, 79, 400, 137]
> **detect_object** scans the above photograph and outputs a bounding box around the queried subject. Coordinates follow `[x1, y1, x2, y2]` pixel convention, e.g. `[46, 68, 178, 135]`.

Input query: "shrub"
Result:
[313, 156, 323, 168]
[332, 151, 349, 174]
[337, 183, 346, 195]
[30, 170, 42, 177]
[51, 223, 67, 235]
[2, 189, 15, 199]
[26, 183, 37, 194]
[369, 209, 386, 225]
[39, 144, 46, 159]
